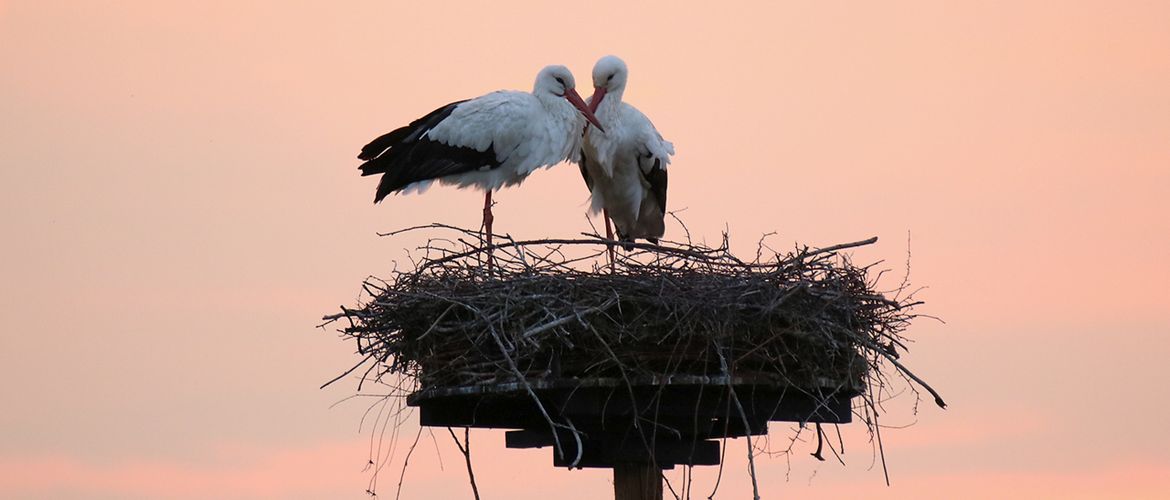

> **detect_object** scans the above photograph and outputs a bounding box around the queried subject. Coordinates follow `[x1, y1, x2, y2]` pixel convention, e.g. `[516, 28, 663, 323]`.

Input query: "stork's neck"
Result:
[535, 90, 562, 109]
[595, 89, 624, 119]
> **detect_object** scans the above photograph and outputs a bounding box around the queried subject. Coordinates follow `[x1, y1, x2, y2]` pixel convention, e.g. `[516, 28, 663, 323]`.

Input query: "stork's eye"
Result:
[554, 77, 565, 86]
[607, 74, 614, 82]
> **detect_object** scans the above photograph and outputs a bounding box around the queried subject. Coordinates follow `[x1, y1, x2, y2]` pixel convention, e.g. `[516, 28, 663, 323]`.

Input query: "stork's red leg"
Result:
[483, 191, 494, 245]
[483, 190, 495, 272]
[603, 208, 615, 270]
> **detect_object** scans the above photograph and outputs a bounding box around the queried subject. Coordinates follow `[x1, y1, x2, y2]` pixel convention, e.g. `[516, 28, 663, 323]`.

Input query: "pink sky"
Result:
[1, 1, 1168, 498]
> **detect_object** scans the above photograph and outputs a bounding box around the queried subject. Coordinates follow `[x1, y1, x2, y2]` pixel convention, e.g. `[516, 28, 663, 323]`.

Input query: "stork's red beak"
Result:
[564, 88, 605, 133]
[588, 86, 607, 114]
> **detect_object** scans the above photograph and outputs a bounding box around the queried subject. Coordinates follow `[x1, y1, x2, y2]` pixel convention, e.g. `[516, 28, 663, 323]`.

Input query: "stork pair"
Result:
[357, 56, 673, 255]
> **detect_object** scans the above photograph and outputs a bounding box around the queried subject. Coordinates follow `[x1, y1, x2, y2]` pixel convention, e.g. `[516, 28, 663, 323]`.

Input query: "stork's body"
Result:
[579, 56, 674, 248]
[358, 65, 603, 244]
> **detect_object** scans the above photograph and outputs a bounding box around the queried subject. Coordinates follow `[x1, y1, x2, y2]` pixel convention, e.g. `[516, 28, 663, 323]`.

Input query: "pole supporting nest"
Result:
[614, 462, 663, 500]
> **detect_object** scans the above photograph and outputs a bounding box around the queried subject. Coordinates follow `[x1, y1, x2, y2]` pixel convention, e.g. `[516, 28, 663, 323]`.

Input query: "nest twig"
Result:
[322, 223, 944, 496]
[322, 224, 940, 408]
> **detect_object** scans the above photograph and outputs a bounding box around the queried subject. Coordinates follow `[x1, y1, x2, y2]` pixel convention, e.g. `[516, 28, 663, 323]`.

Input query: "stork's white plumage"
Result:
[578, 56, 674, 249]
[358, 65, 603, 244]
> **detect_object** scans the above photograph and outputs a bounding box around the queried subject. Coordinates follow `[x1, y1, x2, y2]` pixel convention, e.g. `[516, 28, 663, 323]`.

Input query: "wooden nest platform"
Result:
[323, 224, 942, 481]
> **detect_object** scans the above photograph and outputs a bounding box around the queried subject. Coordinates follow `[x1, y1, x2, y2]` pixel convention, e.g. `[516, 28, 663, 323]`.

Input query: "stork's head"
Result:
[535, 65, 604, 132]
[589, 55, 628, 112]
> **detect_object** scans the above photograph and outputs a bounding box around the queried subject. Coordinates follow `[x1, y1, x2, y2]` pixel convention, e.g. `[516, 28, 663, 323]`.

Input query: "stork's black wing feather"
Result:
[357, 99, 502, 203]
[642, 157, 668, 214]
[578, 150, 594, 191]
[371, 142, 500, 202]
[358, 100, 468, 162]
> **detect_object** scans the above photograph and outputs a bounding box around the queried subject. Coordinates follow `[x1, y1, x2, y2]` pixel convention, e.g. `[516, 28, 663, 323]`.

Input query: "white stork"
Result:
[578, 55, 674, 252]
[358, 65, 604, 246]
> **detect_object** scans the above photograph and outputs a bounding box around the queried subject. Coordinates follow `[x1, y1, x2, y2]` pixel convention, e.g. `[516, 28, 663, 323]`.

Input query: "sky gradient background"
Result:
[2, 1, 1168, 498]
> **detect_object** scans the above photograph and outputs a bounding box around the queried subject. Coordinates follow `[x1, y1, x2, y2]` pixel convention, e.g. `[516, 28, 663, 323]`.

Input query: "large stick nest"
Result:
[323, 224, 941, 409]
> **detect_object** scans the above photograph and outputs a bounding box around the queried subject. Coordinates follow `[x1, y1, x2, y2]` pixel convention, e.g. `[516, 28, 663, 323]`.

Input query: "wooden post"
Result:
[613, 462, 662, 500]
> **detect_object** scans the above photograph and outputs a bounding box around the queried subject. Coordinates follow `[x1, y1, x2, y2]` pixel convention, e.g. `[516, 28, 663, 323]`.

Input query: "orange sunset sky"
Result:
[1, 1, 1168, 499]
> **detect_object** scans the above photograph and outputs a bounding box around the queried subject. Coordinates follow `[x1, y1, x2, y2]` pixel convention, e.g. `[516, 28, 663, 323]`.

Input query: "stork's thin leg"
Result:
[482, 190, 494, 245]
[483, 190, 495, 272]
[603, 208, 615, 271]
